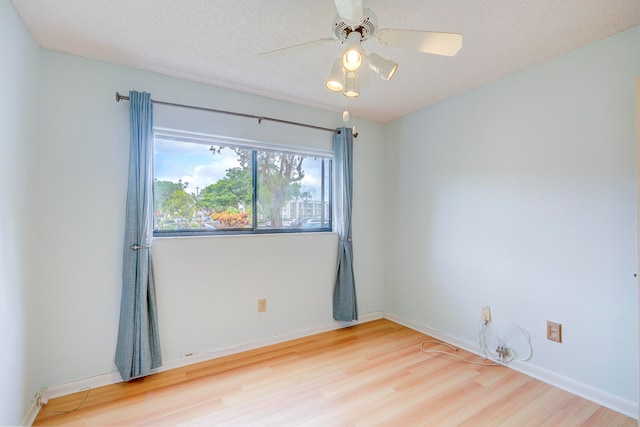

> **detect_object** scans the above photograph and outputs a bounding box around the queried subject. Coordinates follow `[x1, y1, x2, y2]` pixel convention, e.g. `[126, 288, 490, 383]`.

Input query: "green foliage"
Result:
[154, 179, 197, 229]
[287, 182, 302, 201]
[153, 149, 307, 231]
[199, 167, 251, 215]
[153, 179, 187, 214]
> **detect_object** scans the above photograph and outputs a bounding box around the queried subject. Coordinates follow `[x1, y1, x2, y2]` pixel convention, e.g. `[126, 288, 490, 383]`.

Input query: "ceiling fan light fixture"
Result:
[342, 31, 364, 72]
[343, 48, 362, 71]
[326, 58, 344, 92]
[259, 3, 463, 99]
[367, 52, 398, 81]
[343, 71, 359, 97]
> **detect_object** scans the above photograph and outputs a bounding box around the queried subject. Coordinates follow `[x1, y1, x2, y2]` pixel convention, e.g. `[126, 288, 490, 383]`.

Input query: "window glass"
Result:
[153, 132, 332, 235]
[257, 152, 331, 230]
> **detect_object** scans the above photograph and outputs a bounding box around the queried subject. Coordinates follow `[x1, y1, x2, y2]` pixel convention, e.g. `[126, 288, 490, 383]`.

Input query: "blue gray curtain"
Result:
[333, 127, 358, 321]
[115, 91, 162, 381]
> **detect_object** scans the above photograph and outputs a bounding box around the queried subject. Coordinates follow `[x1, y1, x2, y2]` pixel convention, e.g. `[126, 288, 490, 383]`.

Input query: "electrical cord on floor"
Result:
[420, 339, 501, 366]
[42, 387, 92, 414]
[421, 318, 533, 366]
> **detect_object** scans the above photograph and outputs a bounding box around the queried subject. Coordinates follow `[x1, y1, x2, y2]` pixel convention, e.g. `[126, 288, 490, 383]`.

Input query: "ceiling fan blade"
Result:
[376, 29, 463, 56]
[333, 0, 364, 22]
[259, 38, 336, 58]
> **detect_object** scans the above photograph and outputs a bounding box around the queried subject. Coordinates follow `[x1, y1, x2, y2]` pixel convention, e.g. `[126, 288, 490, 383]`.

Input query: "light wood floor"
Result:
[34, 319, 636, 426]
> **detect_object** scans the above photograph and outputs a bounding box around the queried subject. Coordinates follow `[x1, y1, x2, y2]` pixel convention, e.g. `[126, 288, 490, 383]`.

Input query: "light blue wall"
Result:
[33, 50, 386, 388]
[4, 2, 640, 421]
[0, 2, 42, 425]
[385, 25, 640, 403]
[2, 6, 385, 421]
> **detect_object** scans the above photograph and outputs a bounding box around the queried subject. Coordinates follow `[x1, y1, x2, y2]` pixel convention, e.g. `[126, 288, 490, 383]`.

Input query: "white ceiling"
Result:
[11, 0, 640, 122]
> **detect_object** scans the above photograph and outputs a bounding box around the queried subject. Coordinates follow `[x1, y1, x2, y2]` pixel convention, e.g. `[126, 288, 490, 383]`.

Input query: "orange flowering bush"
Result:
[211, 211, 250, 228]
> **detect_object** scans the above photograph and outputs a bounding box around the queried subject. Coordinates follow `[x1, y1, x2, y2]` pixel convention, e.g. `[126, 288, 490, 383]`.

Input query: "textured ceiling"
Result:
[11, 0, 640, 122]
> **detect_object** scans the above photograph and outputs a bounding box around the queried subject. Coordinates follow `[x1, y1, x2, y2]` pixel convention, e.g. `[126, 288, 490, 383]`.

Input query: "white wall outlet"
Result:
[481, 306, 492, 322]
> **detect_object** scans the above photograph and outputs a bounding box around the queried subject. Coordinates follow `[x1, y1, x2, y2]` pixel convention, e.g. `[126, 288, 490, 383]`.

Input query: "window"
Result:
[153, 130, 332, 235]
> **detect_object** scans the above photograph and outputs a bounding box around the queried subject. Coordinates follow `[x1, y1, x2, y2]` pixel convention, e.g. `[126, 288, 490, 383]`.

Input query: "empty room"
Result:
[2, 0, 640, 425]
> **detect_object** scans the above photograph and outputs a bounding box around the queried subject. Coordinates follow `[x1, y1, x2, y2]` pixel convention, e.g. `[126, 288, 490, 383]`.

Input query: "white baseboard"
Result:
[508, 359, 638, 419]
[384, 312, 638, 419]
[21, 400, 41, 427]
[159, 311, 384, 373]
[34, 311, 384, 417]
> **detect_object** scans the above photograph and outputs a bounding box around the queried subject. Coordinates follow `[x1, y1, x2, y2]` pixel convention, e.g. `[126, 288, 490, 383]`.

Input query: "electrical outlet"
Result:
[258, 298, 267, 313]
[481, 306, 491, 322]
[547, 321, 562, 343]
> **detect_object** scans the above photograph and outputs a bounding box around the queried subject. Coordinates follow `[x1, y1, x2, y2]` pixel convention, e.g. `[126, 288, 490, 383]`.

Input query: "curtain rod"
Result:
[115, 92, 342, 135]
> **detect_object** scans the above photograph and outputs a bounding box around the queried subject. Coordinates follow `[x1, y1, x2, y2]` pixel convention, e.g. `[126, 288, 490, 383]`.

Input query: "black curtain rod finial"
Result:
[115, 92, 130, 102]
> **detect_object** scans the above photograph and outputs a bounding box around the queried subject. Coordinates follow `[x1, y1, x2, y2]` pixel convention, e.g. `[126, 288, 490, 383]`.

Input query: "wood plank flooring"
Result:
[34, 319, 636, 426]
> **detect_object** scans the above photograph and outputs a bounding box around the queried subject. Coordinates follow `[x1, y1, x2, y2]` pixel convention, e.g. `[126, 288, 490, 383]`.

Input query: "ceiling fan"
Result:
[259, 0, 463, 97]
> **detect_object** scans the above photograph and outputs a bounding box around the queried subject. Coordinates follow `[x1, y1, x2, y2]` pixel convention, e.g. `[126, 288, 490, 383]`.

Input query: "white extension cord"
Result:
[421, 318, 533, 366]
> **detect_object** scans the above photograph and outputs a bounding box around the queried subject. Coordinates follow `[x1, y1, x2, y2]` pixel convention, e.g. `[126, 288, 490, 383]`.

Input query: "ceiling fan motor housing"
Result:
[333, 8, 378, 42]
